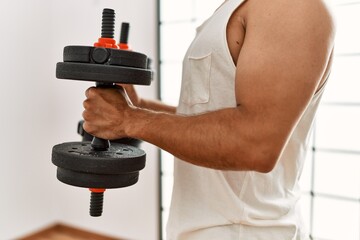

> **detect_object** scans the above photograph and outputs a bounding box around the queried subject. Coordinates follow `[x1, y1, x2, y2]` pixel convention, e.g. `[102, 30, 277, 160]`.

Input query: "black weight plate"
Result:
[57, 167, 139, 188]
[63, 45, 148, 69]
[52, 142, 146, 174]
[56, 62, 152, 85]
[63, 46, 92, 63]
[109, 48, 148, 68]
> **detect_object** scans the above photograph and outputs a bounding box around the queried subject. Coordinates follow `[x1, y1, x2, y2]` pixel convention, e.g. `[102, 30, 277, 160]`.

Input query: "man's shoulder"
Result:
[246, 0, 334, 23]
[244, 0, 335, 38]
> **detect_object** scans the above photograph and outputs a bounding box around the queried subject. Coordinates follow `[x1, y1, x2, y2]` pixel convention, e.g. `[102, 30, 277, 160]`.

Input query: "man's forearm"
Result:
[83, 88, 286, 172]
[125, 107, 281, 173]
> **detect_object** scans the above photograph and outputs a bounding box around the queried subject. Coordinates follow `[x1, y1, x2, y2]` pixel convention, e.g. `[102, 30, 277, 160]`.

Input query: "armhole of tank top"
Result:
[314, 71, 330, 97]
[314, 48, 334, 96]
[224, 0, 249, 69]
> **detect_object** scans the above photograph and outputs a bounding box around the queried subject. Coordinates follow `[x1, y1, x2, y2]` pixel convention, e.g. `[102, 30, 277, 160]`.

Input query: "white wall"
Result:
[0, 0, 159, 239]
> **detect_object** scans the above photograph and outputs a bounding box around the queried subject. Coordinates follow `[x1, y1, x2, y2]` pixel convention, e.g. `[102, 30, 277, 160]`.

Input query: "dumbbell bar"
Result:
[78, 120, 142, 147]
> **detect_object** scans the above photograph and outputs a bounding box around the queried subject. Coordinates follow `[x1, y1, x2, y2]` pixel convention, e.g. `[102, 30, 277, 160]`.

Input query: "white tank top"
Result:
[167, 0, 325, 239]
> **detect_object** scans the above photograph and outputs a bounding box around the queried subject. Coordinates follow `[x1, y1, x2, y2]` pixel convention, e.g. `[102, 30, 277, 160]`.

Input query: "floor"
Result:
[18, 223, 123, 240]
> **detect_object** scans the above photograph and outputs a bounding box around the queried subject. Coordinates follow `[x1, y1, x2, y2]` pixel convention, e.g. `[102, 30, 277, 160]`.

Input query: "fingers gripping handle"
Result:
[90, 82, 115, 151]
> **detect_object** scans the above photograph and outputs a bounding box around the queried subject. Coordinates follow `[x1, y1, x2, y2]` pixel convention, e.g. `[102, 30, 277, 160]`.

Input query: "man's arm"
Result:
[83, 0, 335, 173]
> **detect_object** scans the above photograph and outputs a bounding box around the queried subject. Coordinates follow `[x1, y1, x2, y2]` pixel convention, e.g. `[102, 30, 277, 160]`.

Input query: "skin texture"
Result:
[83, 0, 335, 173]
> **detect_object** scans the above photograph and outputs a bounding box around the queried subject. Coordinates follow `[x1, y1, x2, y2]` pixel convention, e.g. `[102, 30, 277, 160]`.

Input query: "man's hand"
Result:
[82, 87, 133, 140]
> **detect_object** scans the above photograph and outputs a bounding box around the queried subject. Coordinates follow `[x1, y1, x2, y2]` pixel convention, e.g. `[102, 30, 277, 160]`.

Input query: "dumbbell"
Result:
[52, 8, 153, 217]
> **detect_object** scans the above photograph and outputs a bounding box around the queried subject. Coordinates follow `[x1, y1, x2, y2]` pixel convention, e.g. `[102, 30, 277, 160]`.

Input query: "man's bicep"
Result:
[234, 0, 334, 135]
